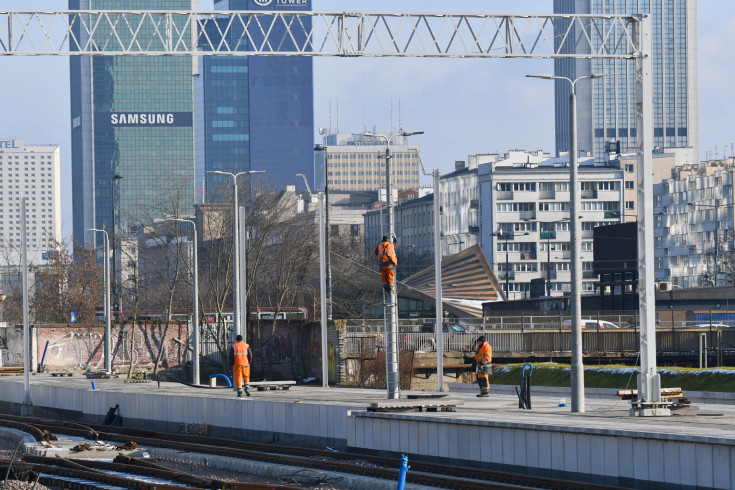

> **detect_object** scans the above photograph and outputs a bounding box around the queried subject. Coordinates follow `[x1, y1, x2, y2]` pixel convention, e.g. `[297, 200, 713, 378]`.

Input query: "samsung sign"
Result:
[100, 112, 193, 127]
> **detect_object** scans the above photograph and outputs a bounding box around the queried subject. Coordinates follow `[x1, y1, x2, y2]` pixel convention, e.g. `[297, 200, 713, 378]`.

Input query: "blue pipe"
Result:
[397, 455, 409, 490]
[209, 373, 232, 388]
[40, 341, 49, 372]
[91, 381, 96, 390]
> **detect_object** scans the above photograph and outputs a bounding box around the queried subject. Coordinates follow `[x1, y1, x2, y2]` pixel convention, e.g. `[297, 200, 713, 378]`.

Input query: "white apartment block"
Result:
[0, 139, 61, 266]
[366, 160, 482, 262]
[478, 150, 624, 299]
[654, 158, 735, 288]
[316, 132, 420, 192]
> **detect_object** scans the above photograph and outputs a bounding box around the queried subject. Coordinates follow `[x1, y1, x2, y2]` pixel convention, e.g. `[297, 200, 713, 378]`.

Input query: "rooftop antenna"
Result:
[336, 99, 340, 134]
[328, 99, 332, 134]
[398, 97, 403, 132]
[390, 99, 394, 133]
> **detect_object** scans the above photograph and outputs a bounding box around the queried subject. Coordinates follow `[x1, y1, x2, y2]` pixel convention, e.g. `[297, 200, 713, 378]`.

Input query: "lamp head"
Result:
[112, 174, 123, 181]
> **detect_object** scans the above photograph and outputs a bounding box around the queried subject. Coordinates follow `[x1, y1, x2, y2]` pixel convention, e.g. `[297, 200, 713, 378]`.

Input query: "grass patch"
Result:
[492, 363, 735, 393]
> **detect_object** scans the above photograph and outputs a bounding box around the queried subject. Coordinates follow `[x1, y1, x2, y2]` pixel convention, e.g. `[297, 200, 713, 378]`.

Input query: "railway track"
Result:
[0, 414, 629, 489]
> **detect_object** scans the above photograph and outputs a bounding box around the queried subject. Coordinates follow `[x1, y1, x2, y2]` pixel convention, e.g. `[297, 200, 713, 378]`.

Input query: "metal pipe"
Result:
[21, 198, 32, 411]
[434, 169, 444, 391]
[318, 191, 329, 388]
[90, 228, 111, 373]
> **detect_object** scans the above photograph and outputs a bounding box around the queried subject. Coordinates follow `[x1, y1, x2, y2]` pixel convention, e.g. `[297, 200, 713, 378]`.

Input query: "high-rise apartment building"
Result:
[553, 0, 698, 165]
[196, 0, 314, 198]
[0, 139, 61, 263]
[70, 0, 197, 247]
[654, 158, 735, 288]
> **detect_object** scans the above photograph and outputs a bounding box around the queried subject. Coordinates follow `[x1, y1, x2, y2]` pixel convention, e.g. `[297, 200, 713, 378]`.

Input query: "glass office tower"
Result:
[70, 0, 196, 246]
[553, 0, 698, 164]
[195, 0, 314, 199]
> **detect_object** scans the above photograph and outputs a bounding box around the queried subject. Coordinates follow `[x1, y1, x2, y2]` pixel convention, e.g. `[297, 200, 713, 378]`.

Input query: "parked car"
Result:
[401, 322, 476, 352]
[562, 319, 620, 329]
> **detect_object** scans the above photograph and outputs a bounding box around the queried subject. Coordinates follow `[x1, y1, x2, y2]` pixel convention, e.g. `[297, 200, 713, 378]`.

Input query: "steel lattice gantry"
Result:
[0, 10, 642, 58]
[0, 9, 661, 411]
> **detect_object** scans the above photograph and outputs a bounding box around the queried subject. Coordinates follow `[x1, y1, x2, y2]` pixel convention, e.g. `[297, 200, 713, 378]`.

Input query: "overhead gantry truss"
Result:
[0, 10, 640, 58]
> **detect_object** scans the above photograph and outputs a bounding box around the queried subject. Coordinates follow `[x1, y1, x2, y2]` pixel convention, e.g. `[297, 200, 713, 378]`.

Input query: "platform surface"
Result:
[0, 374, 732, 442]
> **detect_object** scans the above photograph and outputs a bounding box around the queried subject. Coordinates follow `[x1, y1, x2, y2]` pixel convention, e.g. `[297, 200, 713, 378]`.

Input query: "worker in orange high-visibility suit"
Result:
[229, 334, 253, 397]
[473, 336, 492, 397]
[375, 235, 397, 292]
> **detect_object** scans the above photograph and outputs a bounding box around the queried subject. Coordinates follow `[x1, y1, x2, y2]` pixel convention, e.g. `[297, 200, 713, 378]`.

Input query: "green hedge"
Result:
[492, 363, 735, 393]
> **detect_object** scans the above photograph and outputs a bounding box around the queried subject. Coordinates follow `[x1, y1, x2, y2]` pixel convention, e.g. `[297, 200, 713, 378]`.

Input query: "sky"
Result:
[0, 1, 733, 239]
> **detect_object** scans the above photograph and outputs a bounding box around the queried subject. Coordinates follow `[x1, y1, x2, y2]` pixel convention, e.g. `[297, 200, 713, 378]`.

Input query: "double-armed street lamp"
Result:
[362, 130, 424, 400]
[165, 218, 200, 385]
[207, 170, 265, 342]
[687, 201, 721, 287]
[527, 73, 608, 413]
[89, 228, 112, 373]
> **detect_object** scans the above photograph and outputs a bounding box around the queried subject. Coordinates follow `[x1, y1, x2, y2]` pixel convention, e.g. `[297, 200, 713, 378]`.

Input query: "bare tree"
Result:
[125, 182, 193, 376]
[31, 237, 102, 323]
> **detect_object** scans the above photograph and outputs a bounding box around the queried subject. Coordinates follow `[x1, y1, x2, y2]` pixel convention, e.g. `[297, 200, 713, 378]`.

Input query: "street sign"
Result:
[71, 312, 77, 323]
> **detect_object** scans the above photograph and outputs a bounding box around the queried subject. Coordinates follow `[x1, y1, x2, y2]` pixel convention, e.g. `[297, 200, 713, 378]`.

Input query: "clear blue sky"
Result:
[0, 1, 732, 239]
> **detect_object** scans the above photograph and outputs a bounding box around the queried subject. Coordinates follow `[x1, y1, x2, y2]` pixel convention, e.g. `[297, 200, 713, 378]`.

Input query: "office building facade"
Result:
[70, 0, 197, 247]
[0, 139, 61, 264]
[553, 0, 698, 165]
[196, 0, 314, 199]
[316, 132, 421, 193]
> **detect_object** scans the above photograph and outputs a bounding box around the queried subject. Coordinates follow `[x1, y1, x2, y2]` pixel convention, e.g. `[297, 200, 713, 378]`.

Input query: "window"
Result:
[625, 164, 634, 173]
[625, 201, 635, 210]
[625, 181, 634, 189]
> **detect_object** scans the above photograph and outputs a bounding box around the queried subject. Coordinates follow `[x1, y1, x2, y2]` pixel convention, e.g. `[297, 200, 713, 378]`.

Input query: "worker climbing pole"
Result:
[377, 234, 400, 398]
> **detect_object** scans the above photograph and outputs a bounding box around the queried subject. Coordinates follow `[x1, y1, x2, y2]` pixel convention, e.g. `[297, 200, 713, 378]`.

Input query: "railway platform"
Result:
[0, 374, 732, 489]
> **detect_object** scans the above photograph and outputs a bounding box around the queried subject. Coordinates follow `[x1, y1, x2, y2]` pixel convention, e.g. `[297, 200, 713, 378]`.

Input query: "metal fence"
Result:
[342, 328, 735, 359]
[344, 313, 735, 334]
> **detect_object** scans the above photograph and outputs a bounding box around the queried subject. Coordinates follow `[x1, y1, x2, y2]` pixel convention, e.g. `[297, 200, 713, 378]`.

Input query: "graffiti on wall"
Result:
[255, 334, 298, 363]
[36, 324, 189, 371]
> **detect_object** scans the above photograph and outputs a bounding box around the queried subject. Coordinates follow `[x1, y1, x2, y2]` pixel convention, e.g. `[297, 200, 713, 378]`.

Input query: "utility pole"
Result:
[363, 130, 423, 399]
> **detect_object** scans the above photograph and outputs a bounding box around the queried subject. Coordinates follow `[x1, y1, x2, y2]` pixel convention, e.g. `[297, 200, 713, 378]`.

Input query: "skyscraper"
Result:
[196, 0, 314, 199]
[553, 0, 698, 165]
[70, 0, 197, 246]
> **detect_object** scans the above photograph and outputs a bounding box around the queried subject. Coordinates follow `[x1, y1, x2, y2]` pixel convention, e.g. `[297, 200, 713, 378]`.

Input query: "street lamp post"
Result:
[362, 130, 424, 399]
[687, 202, 720, 287]
[314, 144, 332, 320]
[207, 170, 264, 341]
[527, 73, 607, 413]
[111, 174, 123, 321]
[89, 228, 112, 373]
[166, 218, 200, 385]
